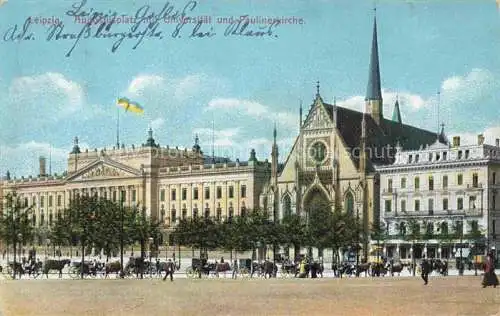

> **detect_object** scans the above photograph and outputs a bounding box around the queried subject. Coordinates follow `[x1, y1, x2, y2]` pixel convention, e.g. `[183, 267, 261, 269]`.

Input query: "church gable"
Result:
[66, 159, 140, 181]
[302, 98, 333, 130]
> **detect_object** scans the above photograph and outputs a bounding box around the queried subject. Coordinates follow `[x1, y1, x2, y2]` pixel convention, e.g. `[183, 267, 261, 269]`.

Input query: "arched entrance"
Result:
[303, 186, 331, 258]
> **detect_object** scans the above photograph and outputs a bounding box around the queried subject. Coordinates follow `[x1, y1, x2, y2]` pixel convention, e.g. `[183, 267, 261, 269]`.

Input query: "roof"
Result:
[325, 103, 440, 170]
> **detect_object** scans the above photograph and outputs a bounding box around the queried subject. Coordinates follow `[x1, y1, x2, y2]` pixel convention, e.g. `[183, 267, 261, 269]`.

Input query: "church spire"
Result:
[392, 95, 402, 124]
[365, 9, 383, 124]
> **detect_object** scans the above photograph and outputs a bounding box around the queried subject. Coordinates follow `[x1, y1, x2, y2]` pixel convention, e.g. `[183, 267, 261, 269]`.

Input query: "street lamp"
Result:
[119, 192, 125, 278]
[46, 238, 51, 258]
[13, 232, 22, 280]
[148, 237, 153, 277]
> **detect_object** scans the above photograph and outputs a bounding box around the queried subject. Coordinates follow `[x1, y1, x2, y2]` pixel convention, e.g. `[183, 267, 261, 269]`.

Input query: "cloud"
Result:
[206, 98, 298, 131]
[0, 141, 80, 177]
[452, 126, 500, 146]
[127, 75, 165, 96]
[150, 117, 165, 131]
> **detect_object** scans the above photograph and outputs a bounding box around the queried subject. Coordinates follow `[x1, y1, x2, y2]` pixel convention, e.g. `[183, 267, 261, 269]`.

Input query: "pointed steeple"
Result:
[316, 81, 320, 98]
[365, 9, 384, 125]
[366, 11, 382, 101]
[299, 100, 303, 128]
[392, 96, 402, 124]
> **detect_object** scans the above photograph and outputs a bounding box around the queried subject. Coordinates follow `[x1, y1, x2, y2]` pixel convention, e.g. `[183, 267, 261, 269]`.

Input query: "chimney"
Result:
[453, 136, 460, 147]
[478, 134, 485, 145]
[39, 156, 47, 177]
[496, 139, 499, 147]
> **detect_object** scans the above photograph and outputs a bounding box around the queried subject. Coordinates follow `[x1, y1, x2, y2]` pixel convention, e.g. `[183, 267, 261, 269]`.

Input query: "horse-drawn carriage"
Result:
[69, 260, 104, 279]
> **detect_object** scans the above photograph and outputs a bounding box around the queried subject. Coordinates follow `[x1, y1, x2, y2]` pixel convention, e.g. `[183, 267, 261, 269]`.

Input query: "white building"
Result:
[377, 132, 500, 261]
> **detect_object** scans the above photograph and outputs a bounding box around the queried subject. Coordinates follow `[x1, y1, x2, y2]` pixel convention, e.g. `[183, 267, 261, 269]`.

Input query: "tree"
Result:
[370, 220, 387, 262]
[0, 192, 34, 279]
[279, 214, 308, 260]
[307, 200, 335, 257]
[406, 218, 421, 276]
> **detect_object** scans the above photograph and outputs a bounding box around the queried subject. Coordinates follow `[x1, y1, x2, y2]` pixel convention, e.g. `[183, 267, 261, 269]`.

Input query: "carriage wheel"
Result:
[69, 267, 80, 279]
[186, 267, 196, 278]
[239, 267, 249, 278]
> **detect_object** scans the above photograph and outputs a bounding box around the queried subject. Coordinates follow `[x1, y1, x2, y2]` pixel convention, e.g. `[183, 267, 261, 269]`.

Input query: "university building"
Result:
[0, 129, 270, 244]
[377, 134, 500, 260]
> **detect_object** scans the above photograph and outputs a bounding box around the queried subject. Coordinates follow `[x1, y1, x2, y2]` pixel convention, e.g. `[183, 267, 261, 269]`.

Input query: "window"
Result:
[469, 196, 477, 209]
[229, 186, 234, 198]
[241, 185, 247, 198]
[182, 188, 187, 200]
[443, 152, 447, 160]
[385, 200, 392, 212]
[414, 200, 420, 212]
[132, 190, 136, 202]
[428, 153, 432, 161]
[49, 212, 53, 226]
[24, 197, 28, 207]
[113, 191, 117, 202]
[401, 178, 407, 189]
[458, 151, 463, 159]
[216, 186, 222, 199]
[40, 196, 45, 207]
[160, 189, 165, 201]
[345, 192, 354, 215]
[493, 220, 496, 236]
[171, 210, 177, 223]
[428, 198, 434, 214]
[40, 213, 45, 226]
[443, 175, 448, 189]
[48, 196, 53, 207]
[408, 155, 413, 163]
[121, 190, 126, 202]
[241, 206, 246, 217]
[204, 208, 210, 219]
[171, 189, 176, 201]
[204, 187, 210, 199]
[401, 200, 407, 213]
[387, 179, 393, 193]
[457, 174, 463, 185]
[472, 173, 478, 188]
[457, 197, 463, 210]
[216, 208, 222, 220]
[414, 177, 420, 190]
[193, 188, 199, 200]
[443, 198, 449, 211]
[415, 154, 420, 163]
[428, 176, 434, 191]
[493, 172, 497, 185]
[32, 196, 36, 206]
[493, 195, 496, 210]
[57, 195, 62, 207]
[436, 153, 440, 161]
[465, 150, 470, 159]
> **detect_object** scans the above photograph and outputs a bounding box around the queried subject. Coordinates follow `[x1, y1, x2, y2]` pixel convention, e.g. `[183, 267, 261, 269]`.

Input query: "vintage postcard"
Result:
[0, 0, 500, 315]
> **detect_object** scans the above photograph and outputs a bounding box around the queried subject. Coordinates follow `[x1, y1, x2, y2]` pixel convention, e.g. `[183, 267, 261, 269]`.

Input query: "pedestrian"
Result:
[156, 258, 161, 278]
[163, 258, 174, 282]
[421, 258, 430, 285]
[482, 250, 499, 288]
[232, 260, 238, 279]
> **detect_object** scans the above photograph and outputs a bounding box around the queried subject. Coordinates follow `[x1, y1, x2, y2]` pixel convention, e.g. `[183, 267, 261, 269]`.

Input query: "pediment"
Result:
[303, 101, 333, 130]
[67, 159, 141, 181]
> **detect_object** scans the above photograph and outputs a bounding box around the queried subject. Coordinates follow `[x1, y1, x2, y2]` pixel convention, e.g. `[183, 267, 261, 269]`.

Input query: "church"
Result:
[260, 15, 445, 259]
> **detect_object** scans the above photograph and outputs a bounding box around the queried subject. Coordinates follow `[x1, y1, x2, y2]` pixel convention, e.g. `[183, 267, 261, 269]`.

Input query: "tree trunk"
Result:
[80, 242, 85, 279]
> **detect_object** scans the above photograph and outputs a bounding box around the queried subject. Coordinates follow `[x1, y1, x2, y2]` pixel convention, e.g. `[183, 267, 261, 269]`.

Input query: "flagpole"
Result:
[116, 105, 120, 148]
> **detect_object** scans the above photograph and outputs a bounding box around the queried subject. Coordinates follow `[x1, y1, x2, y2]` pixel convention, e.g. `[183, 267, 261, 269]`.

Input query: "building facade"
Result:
[259, 15, 442, 260]
[0, 129, 270, 244]
[377, 134, 500, 261]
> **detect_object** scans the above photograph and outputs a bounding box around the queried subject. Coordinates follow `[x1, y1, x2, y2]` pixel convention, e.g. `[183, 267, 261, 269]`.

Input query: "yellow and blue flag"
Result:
[117, 97, 144, 114]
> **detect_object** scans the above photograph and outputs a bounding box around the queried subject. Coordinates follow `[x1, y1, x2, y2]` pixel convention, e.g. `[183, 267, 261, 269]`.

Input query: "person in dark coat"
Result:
[421, 258, 430, 285]
[163, 259, 175, 282]
[482, 250, 498, 288]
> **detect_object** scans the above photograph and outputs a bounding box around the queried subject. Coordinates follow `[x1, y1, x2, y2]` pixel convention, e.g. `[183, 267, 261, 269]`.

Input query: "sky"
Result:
[1, 0, 500, 177]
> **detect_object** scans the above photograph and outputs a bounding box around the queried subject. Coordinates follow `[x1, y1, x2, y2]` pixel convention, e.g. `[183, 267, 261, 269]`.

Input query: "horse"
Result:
[105, 261, 122, 278]
[260, 261, 278, 278]
[356, 262, 371, 277]
[370, 263, 386, 277]
[7, 262, 25, 278]
[42, 259, 71, 278]
[25, 260, 43, 278]
[215, 262, 231, 277]
[387, 260, 405, 276]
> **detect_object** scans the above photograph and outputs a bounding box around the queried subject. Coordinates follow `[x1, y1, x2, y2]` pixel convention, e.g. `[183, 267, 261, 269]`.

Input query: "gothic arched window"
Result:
[345, 192, 354, 215]
[283, 195, 292, 218]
